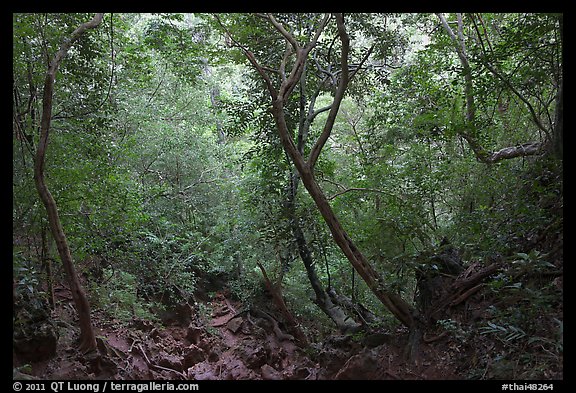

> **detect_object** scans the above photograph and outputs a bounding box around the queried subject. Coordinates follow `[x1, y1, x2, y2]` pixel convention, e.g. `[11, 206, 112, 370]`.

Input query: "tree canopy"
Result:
[13, 13, 562, 381]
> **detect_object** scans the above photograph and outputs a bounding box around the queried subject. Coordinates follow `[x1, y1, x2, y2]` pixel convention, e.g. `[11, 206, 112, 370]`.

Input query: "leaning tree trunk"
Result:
[286, 174, 362, 333]
[293, 159, 418, 328]
[33, 13, 104, 354]
[284, 65, 364, 333]
[227, 12, 420, 330]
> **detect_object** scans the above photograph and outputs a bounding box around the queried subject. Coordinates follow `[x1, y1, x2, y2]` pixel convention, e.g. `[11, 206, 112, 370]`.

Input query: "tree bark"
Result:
[284, 59, 363, 333]
[40, 223, 55, 309]
[33, 13, 104, 354]
[553, 14, 563, 160]
[290, 161, 417, 328]
[553, 77, 563, 160]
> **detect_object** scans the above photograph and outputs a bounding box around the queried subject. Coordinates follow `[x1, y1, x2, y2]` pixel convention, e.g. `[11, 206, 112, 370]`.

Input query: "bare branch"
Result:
[349, 43, 375, 81]
[484, 141, 544, 163]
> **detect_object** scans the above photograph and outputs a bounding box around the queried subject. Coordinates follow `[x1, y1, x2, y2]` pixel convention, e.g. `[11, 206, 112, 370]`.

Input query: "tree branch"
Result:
[349, 43, 375, 81]
[437, 13, 475, 122]
[214, 15, 278, 99]
[34, 12, 104, 355]
[484, 141, 543, 163]
[328, 187, 388, 201]
[279, 41, 292, 84]
[267, 14, 300, 52]
[276, 13, 330, 102]
[438, 13, 547, 164]
[308, 13, 350, 169]
[482, 61, 551, 140]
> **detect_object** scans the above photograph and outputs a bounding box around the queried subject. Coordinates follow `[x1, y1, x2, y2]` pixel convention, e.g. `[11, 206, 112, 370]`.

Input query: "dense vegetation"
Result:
[13, 13, 562, 380]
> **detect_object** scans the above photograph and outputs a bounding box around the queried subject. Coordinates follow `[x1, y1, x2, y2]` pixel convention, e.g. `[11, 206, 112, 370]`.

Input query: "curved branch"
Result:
[308, 13, 350, 169]
[482, 61, 551, 139]
[484, 141, 543, 163]
[267, 14, 300, 52]
[277, 13, 330, 101]
[214, 15, 278, 99]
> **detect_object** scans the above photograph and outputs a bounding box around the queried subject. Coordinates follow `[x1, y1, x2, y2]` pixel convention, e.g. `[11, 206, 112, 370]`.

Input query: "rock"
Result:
[156, 352, 183, 371]
[362, 333, 392, 348]
[225, 358, 258, 380]
[13, 320, 58, 363]
[130, 318, 155, 332]
[227, 317, 243, 334]
[186, 325, 203, 345]
[13, 294, 58, 364]
[183, 344, 206, 368]
[289, 366, 314, 380]
[235, 341, 268, 369]
[158, 303, 192, 327]
[333, 349, 380, 380]
[186, 361, 218, 380]
[260, 364, 282, 380]
[207, 349, 220, 363]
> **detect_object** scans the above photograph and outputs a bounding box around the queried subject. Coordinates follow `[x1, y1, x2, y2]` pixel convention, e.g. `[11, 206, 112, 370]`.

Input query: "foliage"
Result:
[90, 268, 159, 323]
[13, 13, 562, 379]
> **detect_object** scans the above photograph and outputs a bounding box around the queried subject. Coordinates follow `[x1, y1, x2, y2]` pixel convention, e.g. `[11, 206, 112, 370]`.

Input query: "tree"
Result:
[436, 13, 562, 163]
[216, 13, 420, 331]
[33, 13, 104, 354]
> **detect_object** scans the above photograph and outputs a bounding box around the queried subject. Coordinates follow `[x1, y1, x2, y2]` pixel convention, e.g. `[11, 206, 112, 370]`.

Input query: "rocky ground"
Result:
[14, 284, 468, 381]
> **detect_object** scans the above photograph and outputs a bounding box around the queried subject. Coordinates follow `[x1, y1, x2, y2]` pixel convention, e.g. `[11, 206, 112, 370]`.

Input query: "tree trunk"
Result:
[33, 13, 104, 354]
[230, 13, 420, 330]
[286, 177, 362, 333]
[553, 14, 563, 160]
[438, 13, 552, 164]
[295, 164, 418, 329]
[285, 66, 363, 333]
[40, 223, 55, 309]
[553, 77, 563, 160]
[256, 262, 309, 346]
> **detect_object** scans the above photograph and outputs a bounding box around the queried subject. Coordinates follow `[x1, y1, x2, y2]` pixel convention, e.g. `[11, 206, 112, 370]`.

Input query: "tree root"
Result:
[136, 344, 187, 380]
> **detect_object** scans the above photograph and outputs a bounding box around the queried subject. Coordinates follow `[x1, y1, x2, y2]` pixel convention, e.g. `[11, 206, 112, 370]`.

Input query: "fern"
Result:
[480, 321, 526, 343]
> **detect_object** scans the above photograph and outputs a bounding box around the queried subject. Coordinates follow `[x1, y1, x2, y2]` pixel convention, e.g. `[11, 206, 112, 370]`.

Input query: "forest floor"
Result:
[13, 279, 462, 381]
[16, 281, 476, 381]
[15, 201, 563, 381]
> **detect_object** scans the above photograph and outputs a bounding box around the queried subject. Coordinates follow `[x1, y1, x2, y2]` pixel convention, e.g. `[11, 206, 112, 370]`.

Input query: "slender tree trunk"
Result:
[272, 99, 417, 328]
[284, 62, 363, 333]
[33, 13, 104, 354]
[438, 13, 553, 164]
[286, 174, 362, 333]
[553, 78, 563, 160]
[554, 14, 563, 160]
[292, 159, 418, 329]
[256, 262, 309, 346]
